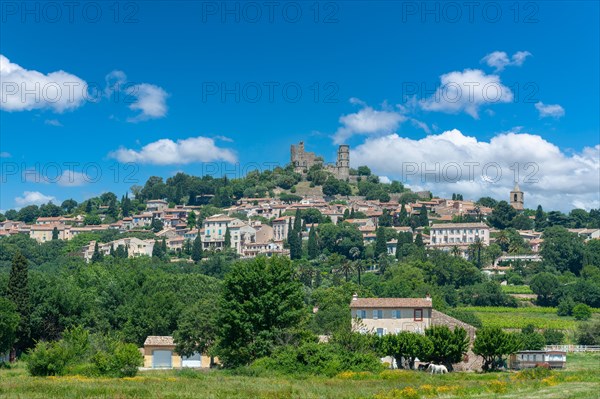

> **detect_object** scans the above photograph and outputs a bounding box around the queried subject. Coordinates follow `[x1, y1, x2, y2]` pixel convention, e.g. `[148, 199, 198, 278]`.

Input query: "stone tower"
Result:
[510, 183, 524, 210]
[336, 145, 350, 180]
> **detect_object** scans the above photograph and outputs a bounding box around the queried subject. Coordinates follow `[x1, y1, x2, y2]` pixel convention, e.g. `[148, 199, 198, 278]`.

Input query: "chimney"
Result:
[425, 293, 432, 301]
[352, 293, 358, 301]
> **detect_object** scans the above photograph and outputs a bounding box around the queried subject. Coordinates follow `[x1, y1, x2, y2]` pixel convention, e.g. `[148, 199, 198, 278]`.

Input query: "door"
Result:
[152, 350, 172, 368]
[182, 352, 202, 368]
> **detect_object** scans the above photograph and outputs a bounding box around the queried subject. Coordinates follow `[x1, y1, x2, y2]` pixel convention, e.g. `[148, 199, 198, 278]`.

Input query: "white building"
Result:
[428, 222, 490, 257]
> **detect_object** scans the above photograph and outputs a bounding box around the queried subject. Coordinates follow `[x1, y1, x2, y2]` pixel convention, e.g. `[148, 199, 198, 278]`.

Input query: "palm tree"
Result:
[471, 238, 485, 268]
[338, 259, 354, 282]
[495, 231, 509, 252]
[451, 246, 461, 258]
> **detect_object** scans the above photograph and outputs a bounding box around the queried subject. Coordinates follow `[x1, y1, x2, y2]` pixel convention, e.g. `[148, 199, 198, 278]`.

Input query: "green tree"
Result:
[572, 303, 592, 321]
[187, 211, 197, 228]
[174, 295, 220, 367]
[424, 326, 469, 370]
[0, 298, 20, 357]
[530, 272, 560, 306]
[218, 256, 306, 367]
[91, 242, 103, 263]
[152, 240, 163, 258]
[473, 327, 522, 371]
[374, 227, 388, 258]
[151, 217, 164, 233]
[381, 332, 433, 369]
[357, 166, 371, 176]
[224, 227, 231, 249]
[191, 235, 203, 263]
[535, 205, 546, 230]
[307, 225, 319, 259]
[541, 226, 585, 275]
[488, 201, 517, 229]
[519, 324, 545, 350]
[414, 233, 424, 248]
[419, 205, 429, 227]
[7, 252, 30, 353]
[543, 329, 564, 345]
[52, 227, 59, 240]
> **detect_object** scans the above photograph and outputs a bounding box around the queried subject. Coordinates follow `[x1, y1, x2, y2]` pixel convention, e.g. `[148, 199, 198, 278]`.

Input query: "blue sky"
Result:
[1, 1, 599, 212]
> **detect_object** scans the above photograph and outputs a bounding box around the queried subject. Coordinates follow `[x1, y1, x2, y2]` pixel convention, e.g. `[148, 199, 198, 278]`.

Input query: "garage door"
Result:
[182, 352, 202, 368]
[152, 350, 172, 368]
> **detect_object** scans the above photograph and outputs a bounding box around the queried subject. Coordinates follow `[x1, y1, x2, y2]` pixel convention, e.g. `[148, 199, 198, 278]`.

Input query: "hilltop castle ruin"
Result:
[290, 142, 350, 180]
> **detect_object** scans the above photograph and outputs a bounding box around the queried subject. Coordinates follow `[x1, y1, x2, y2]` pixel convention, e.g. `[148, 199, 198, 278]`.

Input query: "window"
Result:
[414, 309, 423, 321]
[376, 328, 386, 337]
[392, 310, 401, 319]
[373, 309, 383, 319]
[357, 310, 367, 319]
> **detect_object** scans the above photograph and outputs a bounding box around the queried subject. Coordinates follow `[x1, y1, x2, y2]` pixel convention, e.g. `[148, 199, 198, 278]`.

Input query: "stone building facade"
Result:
[290, 141, 350, 180]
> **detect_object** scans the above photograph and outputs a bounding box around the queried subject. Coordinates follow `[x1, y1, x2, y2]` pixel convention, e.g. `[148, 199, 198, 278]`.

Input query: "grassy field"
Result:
[1, 353, 599, 399]
[459, 306, 600, 333]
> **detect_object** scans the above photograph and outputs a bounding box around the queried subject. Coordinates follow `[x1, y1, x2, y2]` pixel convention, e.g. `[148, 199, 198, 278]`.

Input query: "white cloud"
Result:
[0, 152, 10, 158]
[127, 83, 169, 122]
[352, 129, 600, 212]
[104, 70, 169, 122]
[21, 169, 90, 186]
[214, 135, 234, 142]
[0, 54, 88, 112]
[109, 136, 237, 165]
[333, 102, 406, 144]
[15, 191, 57, 207]
[44, 119, 63, 127]
[535, 101, 565, 119]
[481, 51, 532, 71]
[419, 69, 513, 118]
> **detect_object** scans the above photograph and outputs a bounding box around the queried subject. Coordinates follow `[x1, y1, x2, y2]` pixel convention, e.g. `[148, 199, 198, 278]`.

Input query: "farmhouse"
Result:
[510, 350, 567, 370]
[350, 294, 433, 336]
[142, 336, 214, 369]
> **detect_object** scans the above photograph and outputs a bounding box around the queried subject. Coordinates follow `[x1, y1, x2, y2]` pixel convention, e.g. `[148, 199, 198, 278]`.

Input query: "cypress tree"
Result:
[91, 242, 103, 263]
[399, 204, 408, 226]
[109, 244, 115, 257]
[52, 227, 59, 240]
[224, 227, 231, 248]
[419, 204, 429, 227]
[375, 226, 387, 257]
[415, 233, 424, 247]
[162, 237, 168, 254]
[8, 251, 30, 352]
[191, 235, 203, 262]
[307, 225, 319, 259]
[152, 240, 163, 258]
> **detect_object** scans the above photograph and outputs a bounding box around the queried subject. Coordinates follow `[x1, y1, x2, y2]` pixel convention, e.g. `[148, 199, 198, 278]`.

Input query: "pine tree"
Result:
[224, 227, 231, 248]
[307, 225, 319, 259]
[8, 251, 30, 353]
[191, 235, 203, 263]
[107, 198, 118, 219]
[535, 205, 545, 230]
[375, 226, 388, 257]
[52, 227, 59, 240]
[85, 200, 92, 214]
[91, 242, 103, 263]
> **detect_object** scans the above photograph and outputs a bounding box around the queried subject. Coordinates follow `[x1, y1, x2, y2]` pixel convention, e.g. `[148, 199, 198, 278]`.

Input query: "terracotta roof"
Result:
[350, 297, 432, 308]
[143, 336, 175, 346]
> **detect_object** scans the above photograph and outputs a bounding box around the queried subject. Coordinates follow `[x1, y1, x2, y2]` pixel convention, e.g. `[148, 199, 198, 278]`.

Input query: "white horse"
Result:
[426, 364, 448, 374]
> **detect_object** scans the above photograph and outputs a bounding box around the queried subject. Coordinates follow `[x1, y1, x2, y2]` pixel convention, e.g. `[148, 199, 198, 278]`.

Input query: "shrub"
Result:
[572, 304, 592, 321]
[557, 297, 575, 316]
[26, 341, 70, 376]
[576, 320, 600, 345]
[93, 342, 142, 377]
[249, 342, 383, 377]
